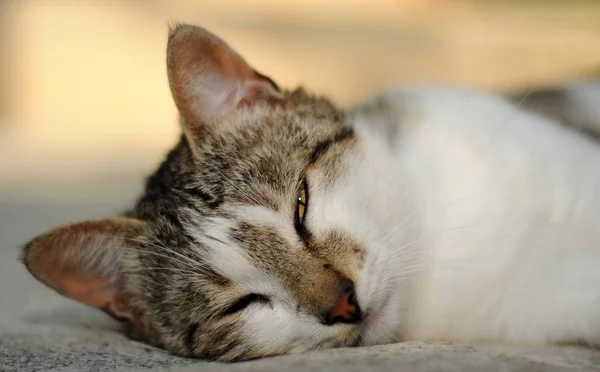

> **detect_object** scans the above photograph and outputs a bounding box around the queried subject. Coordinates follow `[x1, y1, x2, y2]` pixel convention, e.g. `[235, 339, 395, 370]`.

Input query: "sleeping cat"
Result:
[20, 24, 600, 361]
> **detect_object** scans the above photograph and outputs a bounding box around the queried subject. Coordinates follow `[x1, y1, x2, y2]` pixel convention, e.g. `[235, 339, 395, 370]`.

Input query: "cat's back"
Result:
[360, 83, 600, 144]
[362, 84, 600, 237]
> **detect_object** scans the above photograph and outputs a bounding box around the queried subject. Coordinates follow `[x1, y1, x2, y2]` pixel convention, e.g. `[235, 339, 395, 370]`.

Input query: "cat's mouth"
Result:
[319, 293, 393, 350]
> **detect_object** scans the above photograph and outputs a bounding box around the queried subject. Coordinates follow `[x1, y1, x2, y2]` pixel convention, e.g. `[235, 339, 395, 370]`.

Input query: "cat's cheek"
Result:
[240, 306, 335, 355]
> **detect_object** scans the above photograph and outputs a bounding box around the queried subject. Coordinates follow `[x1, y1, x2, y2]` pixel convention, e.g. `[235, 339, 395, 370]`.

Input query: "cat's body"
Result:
[20, 25, 600, 361]
[352, 86, 600, 345]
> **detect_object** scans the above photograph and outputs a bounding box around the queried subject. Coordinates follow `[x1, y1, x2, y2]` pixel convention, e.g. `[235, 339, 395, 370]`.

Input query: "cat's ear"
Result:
[166, 24, 281, 143]
[20, 217, 145, 321]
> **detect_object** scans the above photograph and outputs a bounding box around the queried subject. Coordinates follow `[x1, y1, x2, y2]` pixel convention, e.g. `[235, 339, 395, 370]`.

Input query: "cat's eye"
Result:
[222, 294, 271, 316]
[297, 186, 307, 224]
[295, 179, 309, 231]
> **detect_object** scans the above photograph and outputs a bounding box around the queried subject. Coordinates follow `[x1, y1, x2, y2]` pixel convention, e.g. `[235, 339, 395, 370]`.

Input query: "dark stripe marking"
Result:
[310, 127, 355, 164]
[185, 322, 199, 353]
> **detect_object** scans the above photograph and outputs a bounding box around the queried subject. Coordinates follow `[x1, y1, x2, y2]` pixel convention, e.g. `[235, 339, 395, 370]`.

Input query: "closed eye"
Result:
[222, 294, 271, 316]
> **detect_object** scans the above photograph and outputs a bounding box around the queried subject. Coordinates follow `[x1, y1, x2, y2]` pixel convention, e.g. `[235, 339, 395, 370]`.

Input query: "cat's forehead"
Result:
[201, 89, 345, 155]
[186, 89, 348, 206]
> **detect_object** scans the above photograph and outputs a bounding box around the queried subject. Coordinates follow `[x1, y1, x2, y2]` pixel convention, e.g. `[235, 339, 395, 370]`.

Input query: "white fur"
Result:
[350, 86, 600, 346]
[184, 213, 256, 283]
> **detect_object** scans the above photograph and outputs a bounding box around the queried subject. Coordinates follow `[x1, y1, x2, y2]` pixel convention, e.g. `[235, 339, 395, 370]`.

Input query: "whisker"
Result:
[121, 237, 210, 272]
[377, 216, 415, 248]
[425, 222, 483, 238]
[203, 234, 229, 246]
[513, 89, 532, 110]
[117, 245, 200, 271]
[383, 253, 495, 283]
[109, 267, 200, 277]
[384, 249, 423, 267]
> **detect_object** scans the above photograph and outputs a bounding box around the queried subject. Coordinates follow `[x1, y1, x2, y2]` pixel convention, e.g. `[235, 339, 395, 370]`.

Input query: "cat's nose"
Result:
[324, 286, 362, 325]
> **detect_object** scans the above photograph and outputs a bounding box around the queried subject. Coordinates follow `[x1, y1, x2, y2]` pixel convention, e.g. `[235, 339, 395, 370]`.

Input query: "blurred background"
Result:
[0, 0, 599, 206]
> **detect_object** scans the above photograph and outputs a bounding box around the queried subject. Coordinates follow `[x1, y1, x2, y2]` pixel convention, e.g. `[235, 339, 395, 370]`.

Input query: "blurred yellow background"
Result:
[1, 0, 599, 203]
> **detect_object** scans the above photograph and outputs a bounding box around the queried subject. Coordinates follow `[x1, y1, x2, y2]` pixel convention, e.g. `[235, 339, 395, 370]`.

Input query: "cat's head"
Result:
[21, 25, 414, 361]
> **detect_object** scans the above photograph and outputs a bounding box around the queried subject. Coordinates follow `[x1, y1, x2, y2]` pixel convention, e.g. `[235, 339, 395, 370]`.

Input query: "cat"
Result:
[20, 24, 600, 362]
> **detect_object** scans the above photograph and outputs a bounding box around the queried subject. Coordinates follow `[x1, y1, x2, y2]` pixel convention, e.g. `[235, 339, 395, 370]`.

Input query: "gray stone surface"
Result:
[131, 343, 600, 372]
[1, 179, 600, 371]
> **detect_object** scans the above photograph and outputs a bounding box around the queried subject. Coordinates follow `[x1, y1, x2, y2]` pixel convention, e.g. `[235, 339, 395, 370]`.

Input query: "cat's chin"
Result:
[357, 316, 401, 347]
[354, 288, 403, 347]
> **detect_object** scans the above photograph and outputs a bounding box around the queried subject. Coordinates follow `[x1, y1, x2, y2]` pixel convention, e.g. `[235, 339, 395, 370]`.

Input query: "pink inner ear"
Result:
[167, 25, 281, 129]
[23, 218, 143, 321]
[56, 274, 132, 321]
[58, 275, 115, 309]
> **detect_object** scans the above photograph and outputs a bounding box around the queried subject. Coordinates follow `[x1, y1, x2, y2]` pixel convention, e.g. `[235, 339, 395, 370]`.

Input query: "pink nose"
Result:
[326, 287, 361, 324]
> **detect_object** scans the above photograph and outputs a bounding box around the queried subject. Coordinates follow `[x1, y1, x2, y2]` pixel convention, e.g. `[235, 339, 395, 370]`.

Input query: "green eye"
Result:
[295, 179, 309, 234]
